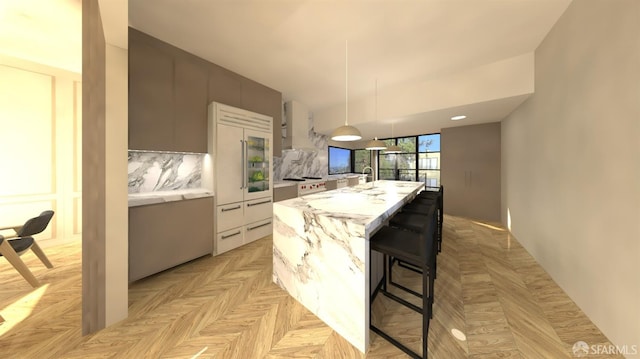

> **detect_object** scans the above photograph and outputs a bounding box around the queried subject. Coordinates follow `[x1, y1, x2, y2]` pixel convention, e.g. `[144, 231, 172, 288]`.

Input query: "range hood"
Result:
[283, 100, 316, 150]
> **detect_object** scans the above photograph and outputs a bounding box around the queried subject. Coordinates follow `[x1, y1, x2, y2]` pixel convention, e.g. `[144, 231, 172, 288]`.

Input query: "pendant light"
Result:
[331, 41, 362, 141]
[365, 79, 387, 150]
[385, 121, 402, 153]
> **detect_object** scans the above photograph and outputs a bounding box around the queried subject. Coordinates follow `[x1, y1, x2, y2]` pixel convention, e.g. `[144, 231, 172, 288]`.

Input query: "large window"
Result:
[378, 133, 441, 188]
[353, 149, 371, 173]
[328, 146, 351, 174]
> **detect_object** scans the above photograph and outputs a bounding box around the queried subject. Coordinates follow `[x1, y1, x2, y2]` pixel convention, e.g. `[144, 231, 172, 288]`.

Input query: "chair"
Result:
[370, 205, 437, 359]
[0, 210, 55, 287]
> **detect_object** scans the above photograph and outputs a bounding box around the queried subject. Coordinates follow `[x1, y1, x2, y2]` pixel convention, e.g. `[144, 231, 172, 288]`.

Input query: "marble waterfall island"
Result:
[272, 180, 424, 353]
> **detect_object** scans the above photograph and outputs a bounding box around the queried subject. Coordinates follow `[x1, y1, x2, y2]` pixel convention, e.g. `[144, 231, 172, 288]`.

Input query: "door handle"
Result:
[247, 199, 272, 207]
[221, 231, 241, 239]
[247, 221, 272, 231]
[240, 140, 245, 189]
[221, 205, 241, 212]
[244, 139, 249, 189]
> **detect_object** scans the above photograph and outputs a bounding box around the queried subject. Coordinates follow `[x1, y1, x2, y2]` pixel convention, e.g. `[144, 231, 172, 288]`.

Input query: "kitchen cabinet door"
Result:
[216, 123, 245, 205]
[208, 65, 242, 108]
[128, 30, 174, 151]
[240, 78, 283, 157]
[441, 123, 501, 221]
[174, 55, 209, 153]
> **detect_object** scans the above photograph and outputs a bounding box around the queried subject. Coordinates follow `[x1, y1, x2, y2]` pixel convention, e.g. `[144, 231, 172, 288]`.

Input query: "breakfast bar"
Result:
[272, 180, 424, 353]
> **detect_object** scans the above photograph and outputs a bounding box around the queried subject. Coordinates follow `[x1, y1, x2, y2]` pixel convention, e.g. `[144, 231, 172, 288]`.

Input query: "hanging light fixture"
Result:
[385, 120, 402, 153]
[365, 79, 387, 150]
[331, 41, 362, 141]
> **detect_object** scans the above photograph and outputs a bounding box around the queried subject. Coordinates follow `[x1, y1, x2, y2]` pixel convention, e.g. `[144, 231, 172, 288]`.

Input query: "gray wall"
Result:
[502, 0, 640, 350]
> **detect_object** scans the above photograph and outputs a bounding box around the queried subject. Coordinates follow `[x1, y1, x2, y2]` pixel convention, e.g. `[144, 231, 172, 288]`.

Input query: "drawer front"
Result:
[245, 218, 272, 244]
[216, 202, 244, 232]
[245, 197, 273, 224]
[216, 227, 244, 255]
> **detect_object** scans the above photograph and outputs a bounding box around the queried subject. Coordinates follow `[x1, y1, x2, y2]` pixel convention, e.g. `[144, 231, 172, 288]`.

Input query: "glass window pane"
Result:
[418, 134, 440, 152]
[419, 170, 440, 188]
[328, 146, 351, 174]
[383, 139, 395, 147]
[418, 153, 440, 170]
[398, 170, 416, 181]
[397, 137, 416, 153]
[379, 169, 395, 180]
[396, 154, 416, 169]
[379, 154, 396, 169]
[354, 149, 371, 173]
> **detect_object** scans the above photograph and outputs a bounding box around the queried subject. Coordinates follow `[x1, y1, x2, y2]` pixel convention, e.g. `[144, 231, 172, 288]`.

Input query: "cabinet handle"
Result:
[247, 221, 272, 231]
[244, 140, 249, 189]
[247, 199, 272, 207]
[469, 171, 472, 187]
[221, 205, 241, 212]
[240, 140, 245, 189]
[221, 231, 241, 239]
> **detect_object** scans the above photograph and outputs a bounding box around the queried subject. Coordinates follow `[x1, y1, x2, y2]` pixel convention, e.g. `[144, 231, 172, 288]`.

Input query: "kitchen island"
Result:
[272, 180, 424, 353]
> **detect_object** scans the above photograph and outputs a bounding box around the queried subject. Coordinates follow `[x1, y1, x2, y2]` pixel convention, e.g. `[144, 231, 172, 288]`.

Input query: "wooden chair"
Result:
[0, 210, 55, 287]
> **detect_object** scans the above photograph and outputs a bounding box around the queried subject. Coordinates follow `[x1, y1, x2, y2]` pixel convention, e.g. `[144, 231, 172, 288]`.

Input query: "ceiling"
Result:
[1, 0, 572, 138]
[129, 0, 572, 136]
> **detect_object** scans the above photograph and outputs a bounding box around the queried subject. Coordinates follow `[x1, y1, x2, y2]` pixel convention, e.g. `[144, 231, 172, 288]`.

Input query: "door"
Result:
[244, 128, 272, 201]
[216, 123, 245, 205]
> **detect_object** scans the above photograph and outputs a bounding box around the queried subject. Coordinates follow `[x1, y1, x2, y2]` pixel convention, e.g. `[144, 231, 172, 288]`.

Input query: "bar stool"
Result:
[388, 204, 438, 314]
[411, 186, 444, 253]
[370, 207, 437, 359]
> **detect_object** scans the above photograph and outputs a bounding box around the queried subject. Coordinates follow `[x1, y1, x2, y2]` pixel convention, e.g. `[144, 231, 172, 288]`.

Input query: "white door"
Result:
[216, 123, 245, 205]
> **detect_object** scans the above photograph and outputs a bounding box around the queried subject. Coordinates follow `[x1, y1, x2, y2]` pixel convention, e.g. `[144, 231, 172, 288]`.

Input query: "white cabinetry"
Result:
[211, 102, 273, 254]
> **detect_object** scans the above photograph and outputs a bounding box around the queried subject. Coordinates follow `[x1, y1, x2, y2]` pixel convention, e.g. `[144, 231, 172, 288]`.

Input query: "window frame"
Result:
[328, 145, 353, 175]
[376, 132, 441, 188]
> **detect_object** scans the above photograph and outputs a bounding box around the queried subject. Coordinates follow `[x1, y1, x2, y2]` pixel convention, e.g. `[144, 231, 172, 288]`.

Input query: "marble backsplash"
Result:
[128, 151, 203, 193]
[274, 106, 329, 180]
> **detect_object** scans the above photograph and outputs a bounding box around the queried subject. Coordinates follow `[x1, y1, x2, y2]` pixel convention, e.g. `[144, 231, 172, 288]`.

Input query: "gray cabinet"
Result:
[129, 28, 209, 153]
[129, 27, 282, 155]
[441, 122, 501, 221]
[129, 197, 214, 282]
[128, 30, 174, 150]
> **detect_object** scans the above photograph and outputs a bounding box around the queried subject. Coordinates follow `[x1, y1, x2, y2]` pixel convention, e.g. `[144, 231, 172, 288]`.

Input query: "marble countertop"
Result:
[128, 188, 214, 207]
[274, 180, 424, 233]
[326, 173, 363, 180]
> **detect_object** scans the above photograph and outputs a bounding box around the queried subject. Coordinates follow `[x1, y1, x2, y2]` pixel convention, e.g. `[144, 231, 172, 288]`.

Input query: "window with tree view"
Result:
[328, 146, 351, 174]
[353, 149, 371, 173]
[378, 133, 440, 188]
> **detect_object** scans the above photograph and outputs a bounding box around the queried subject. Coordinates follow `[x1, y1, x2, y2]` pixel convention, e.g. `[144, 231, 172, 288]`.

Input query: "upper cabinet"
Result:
[129, 28, 208, 153]
[128, 31, 174, 150]
[129, 28, 282, 154]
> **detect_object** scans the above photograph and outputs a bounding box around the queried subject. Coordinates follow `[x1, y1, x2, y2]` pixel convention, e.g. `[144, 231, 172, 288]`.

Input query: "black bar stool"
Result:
[411, 186, 444, 253]
[388, 204, 438, 315]
[370, 206, 437, 359]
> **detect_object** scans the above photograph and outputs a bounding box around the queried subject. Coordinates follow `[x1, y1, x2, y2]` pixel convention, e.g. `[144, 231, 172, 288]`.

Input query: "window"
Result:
[328, 146, 352, 174]
[353, 149, 371, 173]
[377, 133, 441, 188]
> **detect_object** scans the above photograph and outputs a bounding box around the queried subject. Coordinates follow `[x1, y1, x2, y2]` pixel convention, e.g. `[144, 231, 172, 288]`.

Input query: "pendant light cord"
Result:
[345, 40, 348, 126]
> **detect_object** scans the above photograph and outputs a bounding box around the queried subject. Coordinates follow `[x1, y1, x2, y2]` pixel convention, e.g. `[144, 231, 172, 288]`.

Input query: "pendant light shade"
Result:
[331, 41, 361, 141]
[331, 125, 362, 141]
[385, 144, 402, 153]
[365, 137, 387, 150]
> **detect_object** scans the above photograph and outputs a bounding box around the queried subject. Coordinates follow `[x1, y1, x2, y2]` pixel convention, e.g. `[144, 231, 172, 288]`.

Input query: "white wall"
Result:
[502, 0, 640, 353]
[104, 43, 128, 326]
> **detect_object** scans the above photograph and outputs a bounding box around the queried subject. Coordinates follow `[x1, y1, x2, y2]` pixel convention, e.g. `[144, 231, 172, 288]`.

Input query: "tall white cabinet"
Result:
[209, 102, 273, 254]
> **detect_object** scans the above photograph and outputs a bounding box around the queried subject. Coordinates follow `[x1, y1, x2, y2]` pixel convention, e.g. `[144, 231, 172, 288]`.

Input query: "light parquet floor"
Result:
[0, 215, 620, 358]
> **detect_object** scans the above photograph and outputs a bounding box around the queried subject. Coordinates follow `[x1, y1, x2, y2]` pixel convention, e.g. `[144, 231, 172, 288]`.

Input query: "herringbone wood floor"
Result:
[0, 215, 620, 358]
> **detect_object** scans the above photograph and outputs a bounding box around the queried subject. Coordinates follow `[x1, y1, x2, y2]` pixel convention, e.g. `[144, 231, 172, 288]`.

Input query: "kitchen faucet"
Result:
[362, 166, 374, 187]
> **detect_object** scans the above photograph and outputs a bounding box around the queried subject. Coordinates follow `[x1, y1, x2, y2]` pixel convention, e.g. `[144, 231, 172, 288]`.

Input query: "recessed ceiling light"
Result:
[451, 115, 467, 121]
